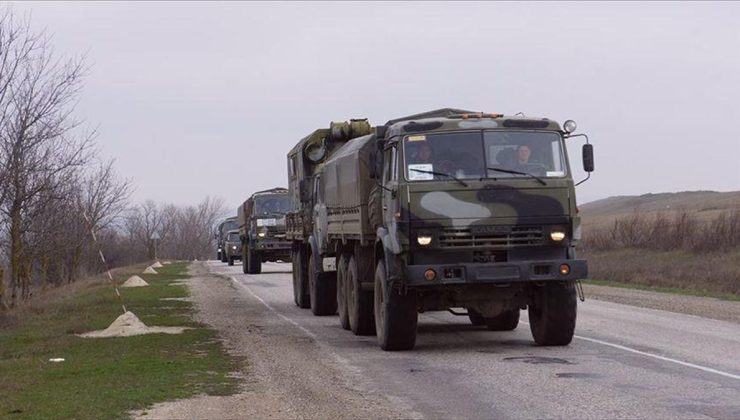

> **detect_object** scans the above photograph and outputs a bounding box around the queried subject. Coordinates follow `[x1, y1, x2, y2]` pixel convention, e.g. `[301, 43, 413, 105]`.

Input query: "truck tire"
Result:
[292, 248, 310, 309]
[217, 251, 222, 262]
[246, 245, 261, 274]
[228, 255, 234, 266]
[337, 254, 350, 330]
[484, 309, 519, 331]
[242, 244, 248, 274]
[528, 281, 577, 346]
[468, 309, 485, 326]
[221, 251, 228, 263]
[347, 255, 375, 335]
[374, 259, 417, 351]
[308, 252, 337, 316]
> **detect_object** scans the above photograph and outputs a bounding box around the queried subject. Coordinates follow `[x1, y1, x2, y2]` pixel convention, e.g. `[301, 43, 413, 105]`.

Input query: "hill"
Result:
[580, 190, 740, 229]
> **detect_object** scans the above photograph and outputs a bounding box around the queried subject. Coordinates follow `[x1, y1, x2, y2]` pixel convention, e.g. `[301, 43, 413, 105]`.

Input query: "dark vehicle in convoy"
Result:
[287, 108, 594, 350]
[216, 216, 239, 262]
[238, 187, 292, 274]
[224, 230, 242, 266]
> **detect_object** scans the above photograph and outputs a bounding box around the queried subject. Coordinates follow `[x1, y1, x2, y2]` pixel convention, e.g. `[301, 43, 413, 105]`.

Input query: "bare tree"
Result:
[0, 9, 94, 307]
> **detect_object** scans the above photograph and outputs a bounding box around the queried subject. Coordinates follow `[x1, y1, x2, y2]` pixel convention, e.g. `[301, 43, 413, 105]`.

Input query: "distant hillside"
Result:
[580, 191, 740, 229]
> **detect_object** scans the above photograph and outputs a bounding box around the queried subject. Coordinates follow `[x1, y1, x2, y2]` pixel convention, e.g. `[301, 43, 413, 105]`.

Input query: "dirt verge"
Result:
[584, 283, 740, 324]
[136, 262, 410, 419]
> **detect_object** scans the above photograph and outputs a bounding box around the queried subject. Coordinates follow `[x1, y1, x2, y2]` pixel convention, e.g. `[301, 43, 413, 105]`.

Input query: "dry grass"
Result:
[582, 210, 740, 253]
[579, 191, 740, 296]
[583, 248, 740, 295]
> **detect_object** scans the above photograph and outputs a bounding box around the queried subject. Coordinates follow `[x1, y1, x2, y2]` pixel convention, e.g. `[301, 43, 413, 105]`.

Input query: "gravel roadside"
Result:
[137, 262, 414, 420]
[583, 283, 740, 324]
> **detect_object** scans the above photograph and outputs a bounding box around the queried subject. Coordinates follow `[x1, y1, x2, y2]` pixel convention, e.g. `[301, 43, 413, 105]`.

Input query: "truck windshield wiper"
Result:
[409, 168, 468, 187]
[486, 167, 547, 186]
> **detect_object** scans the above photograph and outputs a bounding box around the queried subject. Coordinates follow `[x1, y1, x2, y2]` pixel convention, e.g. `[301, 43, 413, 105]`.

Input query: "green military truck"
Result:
[216, 216, 239, 262]
[287, 109, 594, 351]
[286, 119, 375, 311]
[238, 187, 292, 274]
[224, 229, 242, 266]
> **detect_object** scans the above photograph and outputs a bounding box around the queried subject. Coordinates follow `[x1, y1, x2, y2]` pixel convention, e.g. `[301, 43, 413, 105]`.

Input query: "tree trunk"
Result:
[69, 245, 82, 284]
[9, 201, 23, 308]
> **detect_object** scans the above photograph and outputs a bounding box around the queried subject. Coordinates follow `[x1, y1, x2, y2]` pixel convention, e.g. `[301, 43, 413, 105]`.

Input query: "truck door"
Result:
[381, 144, 402, 254]
[313, 174, 328, 252]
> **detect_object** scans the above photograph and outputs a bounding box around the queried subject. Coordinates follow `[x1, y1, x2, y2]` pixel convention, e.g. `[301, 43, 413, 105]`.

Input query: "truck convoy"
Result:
[216, 216, 239, 262]
[237, 187, 292, 274]
[286, 108, 594, 351]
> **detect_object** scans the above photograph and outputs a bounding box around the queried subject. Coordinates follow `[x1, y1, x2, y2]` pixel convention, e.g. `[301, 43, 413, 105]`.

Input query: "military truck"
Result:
[216, 216, 239, 262]
[287, 109, 594, 351]
[286, 119, 375, 311]
[224, 229, 242, 266]
[238, 187, 292, 274]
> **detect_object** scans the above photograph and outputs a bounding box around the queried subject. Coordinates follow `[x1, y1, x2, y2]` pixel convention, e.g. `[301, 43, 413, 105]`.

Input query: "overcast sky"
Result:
[12, 1, 740, 212]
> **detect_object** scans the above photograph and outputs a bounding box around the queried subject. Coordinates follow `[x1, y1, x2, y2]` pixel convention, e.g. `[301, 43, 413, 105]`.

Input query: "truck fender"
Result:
[376, 228, 402, 281]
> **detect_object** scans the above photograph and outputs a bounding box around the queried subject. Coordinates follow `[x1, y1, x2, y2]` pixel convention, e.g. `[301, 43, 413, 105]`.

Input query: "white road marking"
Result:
[521, 321, 740, 381]
[221, 260, 740, 384]
[228, 273, 426, 419]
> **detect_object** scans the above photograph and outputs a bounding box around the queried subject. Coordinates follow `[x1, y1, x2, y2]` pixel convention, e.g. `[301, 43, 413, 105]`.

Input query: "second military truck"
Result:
[238, 187, 292, 274]
[287, 108, 594, 351]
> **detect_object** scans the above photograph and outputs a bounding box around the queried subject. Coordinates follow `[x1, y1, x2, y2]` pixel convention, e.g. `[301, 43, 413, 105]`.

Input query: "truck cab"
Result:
[224, 230, 242, 266]
[216, 217, 239, 262]
[373, 113, 593, 349]
[238, 188, 292, 274]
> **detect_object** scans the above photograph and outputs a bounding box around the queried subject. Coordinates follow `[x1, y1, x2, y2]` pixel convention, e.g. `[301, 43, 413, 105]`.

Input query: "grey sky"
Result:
[14, 1, 740, 211]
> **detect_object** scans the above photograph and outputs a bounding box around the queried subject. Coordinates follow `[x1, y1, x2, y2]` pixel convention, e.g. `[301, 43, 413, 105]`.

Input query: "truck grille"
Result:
[438, 226, 544, 248]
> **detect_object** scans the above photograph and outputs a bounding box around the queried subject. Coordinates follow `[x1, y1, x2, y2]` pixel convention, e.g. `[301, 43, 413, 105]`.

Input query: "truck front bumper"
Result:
[254, 239, 291, 252]
[404, 259, 587, 286]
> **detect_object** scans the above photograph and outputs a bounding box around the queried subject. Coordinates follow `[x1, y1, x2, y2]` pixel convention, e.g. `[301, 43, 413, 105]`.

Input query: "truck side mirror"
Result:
[582, 144, 594, 172]
[299, 179, 311, 203]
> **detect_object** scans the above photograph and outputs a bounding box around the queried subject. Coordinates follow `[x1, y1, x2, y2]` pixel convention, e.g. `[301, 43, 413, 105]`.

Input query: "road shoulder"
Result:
[583, 283, 740, 324]
[138, 262, 410, 419]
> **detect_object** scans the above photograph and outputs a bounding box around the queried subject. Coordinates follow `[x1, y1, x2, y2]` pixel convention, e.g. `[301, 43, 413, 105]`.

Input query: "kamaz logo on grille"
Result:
[471, 225, 513, 235]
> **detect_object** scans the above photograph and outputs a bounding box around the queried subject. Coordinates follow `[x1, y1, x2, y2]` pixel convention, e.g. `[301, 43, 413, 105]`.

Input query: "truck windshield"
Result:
[223, 220, 238, 232]
[227, 233, 240, 242]
[403, 131, 566, 181]
[255, 196, 291, 215]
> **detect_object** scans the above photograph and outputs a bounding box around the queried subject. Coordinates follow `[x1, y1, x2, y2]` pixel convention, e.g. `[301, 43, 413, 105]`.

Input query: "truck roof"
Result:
[386, 113, 564, 139]
[250, 187, 288, 198]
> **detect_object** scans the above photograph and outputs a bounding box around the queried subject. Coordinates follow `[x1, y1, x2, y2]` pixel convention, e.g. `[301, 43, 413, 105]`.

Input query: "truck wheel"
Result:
[228, 255, 234, 266]
[337, 255, 350, 330]
[347, 255, 375, 335]
[221, 251, 227, 263]
[242, 245, 248, 274]
[292, 248, 310, 308]
[374, 259, 417, 351]
[308, 252, 337, 316]
[247, 246, 262, 274]
[217, 251, 222, 261]
[484, 309, 520, 331]
[528, 282, 577, 346]
[468, 309, 485, 326]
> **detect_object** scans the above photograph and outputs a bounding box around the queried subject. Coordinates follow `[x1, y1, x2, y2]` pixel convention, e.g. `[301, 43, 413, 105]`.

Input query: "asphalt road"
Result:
[208, 261, 740, 419]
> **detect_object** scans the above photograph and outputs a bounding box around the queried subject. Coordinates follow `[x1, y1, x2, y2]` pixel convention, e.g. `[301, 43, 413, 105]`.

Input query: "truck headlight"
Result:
[257, 232, 266, 238]
[417, 235, 432, 246]
[232, 245, 237, 250]
[550, 231, 566, 242]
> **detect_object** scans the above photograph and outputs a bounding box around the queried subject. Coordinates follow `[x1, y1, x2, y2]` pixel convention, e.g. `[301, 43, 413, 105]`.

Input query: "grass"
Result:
[583, 278, 740, 302]
[0, 262, 239, 420]
[581, 248, 740, 296]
